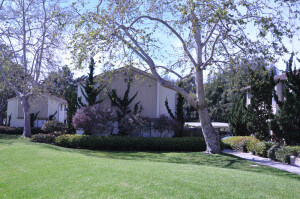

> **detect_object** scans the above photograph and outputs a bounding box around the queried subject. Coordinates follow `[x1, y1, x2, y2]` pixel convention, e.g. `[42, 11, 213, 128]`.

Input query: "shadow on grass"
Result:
[0, 134, 24, 145]
[2, 134, 298, 180]
[36, 142, 299, 180]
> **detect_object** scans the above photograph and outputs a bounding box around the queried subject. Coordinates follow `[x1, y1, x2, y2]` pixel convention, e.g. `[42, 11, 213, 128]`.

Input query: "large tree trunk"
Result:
[21, 97, 31, 138]
[195, 70, 221, 154]
[197, 108, 220, 153]
[0, 111, 4, 126]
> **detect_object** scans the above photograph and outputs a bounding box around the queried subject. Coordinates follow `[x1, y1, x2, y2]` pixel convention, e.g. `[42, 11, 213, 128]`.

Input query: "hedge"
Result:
[31, 134, 206, 152]
[0, 126, 44, 135]
[31, 133, 56, 144]
[222, 136, 259, 152]
[222, 136, 300, 163]
[274, 146, 300, 163]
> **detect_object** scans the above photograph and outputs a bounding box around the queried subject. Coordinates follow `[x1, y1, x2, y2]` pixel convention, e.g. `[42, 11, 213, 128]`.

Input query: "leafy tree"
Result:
[107, 79, 142, 135]
[71, 0, 298, 153]
[42, 66, 75, 98]
[246, 66, 276, 141]
[78, 57, 106, 107]
[270, 54, 300, 145]
[0, 0, 66, 137]
[180, 76, 198, 122]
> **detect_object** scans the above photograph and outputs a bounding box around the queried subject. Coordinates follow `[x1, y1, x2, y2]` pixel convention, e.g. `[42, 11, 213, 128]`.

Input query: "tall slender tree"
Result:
[65, 84, 78, 133]
[78, 57, 105, 107]
[107, 78, 142, 135]
[270, 54, 300, 145]
[246, 66, 276, 141]
[165, 82, 185, 137]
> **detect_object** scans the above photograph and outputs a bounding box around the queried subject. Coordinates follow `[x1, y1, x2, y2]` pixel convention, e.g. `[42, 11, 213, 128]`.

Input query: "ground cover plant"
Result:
[0, 134, 299, 199]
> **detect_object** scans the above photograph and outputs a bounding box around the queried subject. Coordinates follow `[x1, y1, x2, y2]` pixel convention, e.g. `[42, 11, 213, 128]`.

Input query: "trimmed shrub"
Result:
[268, 143, 281, 161]
[222, 136, 259, 152]
[0, 126, 23, 134]
[289, 146, 300, 157]
[0, 126, 43, 135]
[55, 135, 206, 152]
[262, 142, 275, 157]
[41, 120, 65, 133]
[246, 139, 261, 154]
[275, 147, 292, 164]
[275, 146, 300, 164]
[31, 133, 57, 144]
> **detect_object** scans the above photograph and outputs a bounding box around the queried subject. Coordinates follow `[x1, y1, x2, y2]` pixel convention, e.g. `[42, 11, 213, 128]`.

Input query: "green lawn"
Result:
[0, 134, 299, 199]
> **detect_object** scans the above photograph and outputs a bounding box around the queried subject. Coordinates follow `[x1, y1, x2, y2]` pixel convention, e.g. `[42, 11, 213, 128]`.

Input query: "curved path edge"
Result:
[222, 149, 300, 175]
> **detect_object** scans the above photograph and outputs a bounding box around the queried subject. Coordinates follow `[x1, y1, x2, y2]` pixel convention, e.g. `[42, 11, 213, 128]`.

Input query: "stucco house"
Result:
[6, 95, 67, 128]
[77, 67, 177, 118]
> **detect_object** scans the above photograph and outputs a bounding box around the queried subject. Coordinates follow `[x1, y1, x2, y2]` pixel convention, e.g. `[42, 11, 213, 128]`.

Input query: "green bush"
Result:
[0, 126, 23, 134]
[55, 135, 206, 152]
[41, 120, 65, 133]
[0, 126, 43, 135]
[268, 143, 281, 161]
[262, 142, 274, 158]
[289, 146, 300, 157]
[246, 139, 261, 154]
[222, 136, 259, 152]
[275, 146, 300, 164]
[275, 147, 291, 164]
[31, 133, 57, 144]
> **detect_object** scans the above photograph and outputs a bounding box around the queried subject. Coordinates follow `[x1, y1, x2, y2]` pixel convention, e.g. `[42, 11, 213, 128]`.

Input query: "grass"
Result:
[0, 134, 299, 199]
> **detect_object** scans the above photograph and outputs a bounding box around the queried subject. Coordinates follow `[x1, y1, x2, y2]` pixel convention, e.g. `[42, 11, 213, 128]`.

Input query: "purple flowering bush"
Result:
[72, 105, 115, 135]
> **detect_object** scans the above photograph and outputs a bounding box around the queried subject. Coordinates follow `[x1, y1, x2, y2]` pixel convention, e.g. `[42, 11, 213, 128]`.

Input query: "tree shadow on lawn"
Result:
[37, 143, 299, 179]
[0, 134, 26, 145]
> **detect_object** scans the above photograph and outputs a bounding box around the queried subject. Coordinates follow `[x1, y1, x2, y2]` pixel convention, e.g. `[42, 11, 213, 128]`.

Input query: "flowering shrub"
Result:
[72, 106, 115, 136]
[118, 114, 150, 136]
[41, 120, 65, 133]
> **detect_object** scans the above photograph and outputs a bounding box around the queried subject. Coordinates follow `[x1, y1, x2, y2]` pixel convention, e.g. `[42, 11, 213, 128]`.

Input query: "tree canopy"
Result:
[71, 0, 298, 153]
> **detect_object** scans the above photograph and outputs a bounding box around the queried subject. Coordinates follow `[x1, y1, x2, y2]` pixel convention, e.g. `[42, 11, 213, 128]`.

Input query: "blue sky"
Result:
[60, 0, 300, 81]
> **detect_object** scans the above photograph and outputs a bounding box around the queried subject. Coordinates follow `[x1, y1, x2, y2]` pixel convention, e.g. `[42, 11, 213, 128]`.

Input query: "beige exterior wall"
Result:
[17, 96, 48, 119]
[157, 82, 176, 117]
[77, 68, 177, 118]
[7, 98, 23, 127]
[100, 69, 158, 118]
[7, 96, 67, 127]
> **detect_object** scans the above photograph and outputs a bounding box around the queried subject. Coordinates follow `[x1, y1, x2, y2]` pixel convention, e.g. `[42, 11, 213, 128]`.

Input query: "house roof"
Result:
[78, 66, 157, 84]
[243, 70, 299, 91]
[274, 73, 287, 81]
[8, 95, 67, 104]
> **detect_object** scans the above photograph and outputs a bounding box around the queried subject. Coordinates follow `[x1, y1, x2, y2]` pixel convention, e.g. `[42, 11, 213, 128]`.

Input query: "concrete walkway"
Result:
[222, 149, 300, 175]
